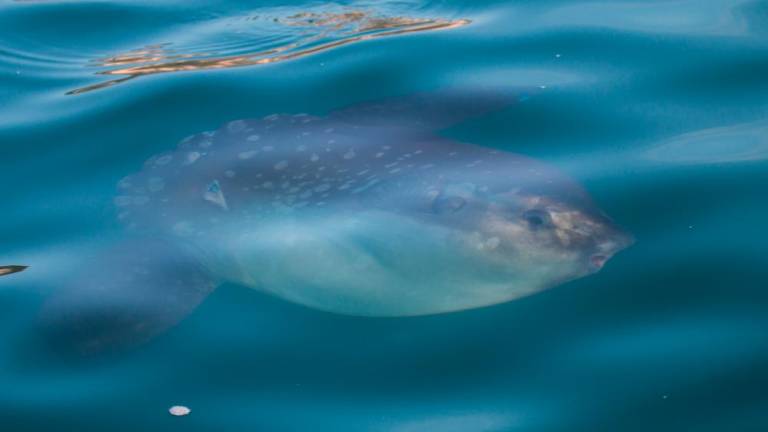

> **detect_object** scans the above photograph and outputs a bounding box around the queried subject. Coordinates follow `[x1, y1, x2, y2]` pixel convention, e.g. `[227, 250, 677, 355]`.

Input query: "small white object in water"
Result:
[169, 405, 191, 416]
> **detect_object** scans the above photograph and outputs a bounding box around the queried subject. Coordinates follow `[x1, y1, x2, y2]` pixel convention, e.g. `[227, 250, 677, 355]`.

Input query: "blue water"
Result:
[2, 0, 768, 430]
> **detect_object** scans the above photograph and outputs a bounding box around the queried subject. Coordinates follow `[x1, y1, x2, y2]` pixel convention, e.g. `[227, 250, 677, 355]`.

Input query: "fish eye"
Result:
[522, 209, 551, 228]
[432, 195, 466, 214]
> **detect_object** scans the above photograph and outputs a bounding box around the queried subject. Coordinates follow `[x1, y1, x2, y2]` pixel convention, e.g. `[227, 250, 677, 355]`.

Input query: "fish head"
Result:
[427, 177, 633, 286]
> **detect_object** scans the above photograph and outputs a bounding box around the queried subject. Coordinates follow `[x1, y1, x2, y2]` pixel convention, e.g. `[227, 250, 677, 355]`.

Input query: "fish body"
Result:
[115, 100, 631, 316]
[44, 92, 632, 351]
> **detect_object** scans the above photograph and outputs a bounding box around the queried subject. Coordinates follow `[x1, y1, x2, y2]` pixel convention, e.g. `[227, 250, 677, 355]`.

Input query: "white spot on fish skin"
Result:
[375, 152, 385, 158]
[343, 150, 355, 160]
[247, 134, 260, 142]
[238, 151, 258, 160]
[389, 168, 401, 174]
[155, 155, 173, 166]
[449, 152, 458, 156]
[199, 140, 212, 148]
[184, 152, 201, 165]
[486, 237, 501, 250]
[328, 139, 336, 144]
[324, 128, 334, 133]
[274, 161, 289, 170]
[225, 170, 236, 178]
[262, 146, 274, 152]
[356, 170, 369, 176]
[466, 160, 484, 168]
[148, 177, 165, 192]
[296, 145, 307, 152]
[413, 150, 424, 155]
[262, 181, 274, 189]
[352, 179, 381, 194]
[382, 146, 392, 150]
[310, 153, 320, 162]
[227, 120, 247, 133]
[385, 162, 398, 168]
[264, 114, 280, 121]
[203, 180, 228, 210]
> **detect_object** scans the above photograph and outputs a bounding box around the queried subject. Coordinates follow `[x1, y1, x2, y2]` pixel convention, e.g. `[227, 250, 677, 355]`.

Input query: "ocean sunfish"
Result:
[43, 91, 633, 351]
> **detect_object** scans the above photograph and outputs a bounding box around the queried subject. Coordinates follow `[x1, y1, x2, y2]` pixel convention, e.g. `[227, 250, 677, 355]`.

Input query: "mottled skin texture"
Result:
[43, 94, 633, 352]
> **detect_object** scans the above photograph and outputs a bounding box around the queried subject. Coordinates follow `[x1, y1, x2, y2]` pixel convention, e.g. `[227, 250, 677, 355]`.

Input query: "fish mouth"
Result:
[589, 230, 634, 271]
[590, 254, 609, 270]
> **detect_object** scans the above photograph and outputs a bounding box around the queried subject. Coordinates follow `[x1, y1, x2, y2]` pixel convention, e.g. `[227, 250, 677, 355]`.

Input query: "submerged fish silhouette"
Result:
[43, 91, 632, 352]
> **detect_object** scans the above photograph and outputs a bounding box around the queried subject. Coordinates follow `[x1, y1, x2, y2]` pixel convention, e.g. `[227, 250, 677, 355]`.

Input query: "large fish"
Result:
[43, 91, 633, 351]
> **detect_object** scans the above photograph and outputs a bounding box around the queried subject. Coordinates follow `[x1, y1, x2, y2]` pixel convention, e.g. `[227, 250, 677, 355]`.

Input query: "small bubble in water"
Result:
[169, 405, 191, 416]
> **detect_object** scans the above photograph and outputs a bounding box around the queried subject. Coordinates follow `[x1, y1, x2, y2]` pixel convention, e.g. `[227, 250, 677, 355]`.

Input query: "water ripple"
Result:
[67, 7, 469, 95]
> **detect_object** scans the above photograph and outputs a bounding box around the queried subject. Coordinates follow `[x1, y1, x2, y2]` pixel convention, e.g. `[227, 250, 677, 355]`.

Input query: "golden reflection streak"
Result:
[67, 16, 470, 95]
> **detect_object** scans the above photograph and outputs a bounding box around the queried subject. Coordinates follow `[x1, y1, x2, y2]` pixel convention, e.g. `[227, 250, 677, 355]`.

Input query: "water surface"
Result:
[1, 0, 768, 431]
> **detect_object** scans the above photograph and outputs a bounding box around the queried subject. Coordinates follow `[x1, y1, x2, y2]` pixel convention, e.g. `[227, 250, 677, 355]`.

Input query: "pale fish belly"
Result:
[203, 210, 576, 316]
